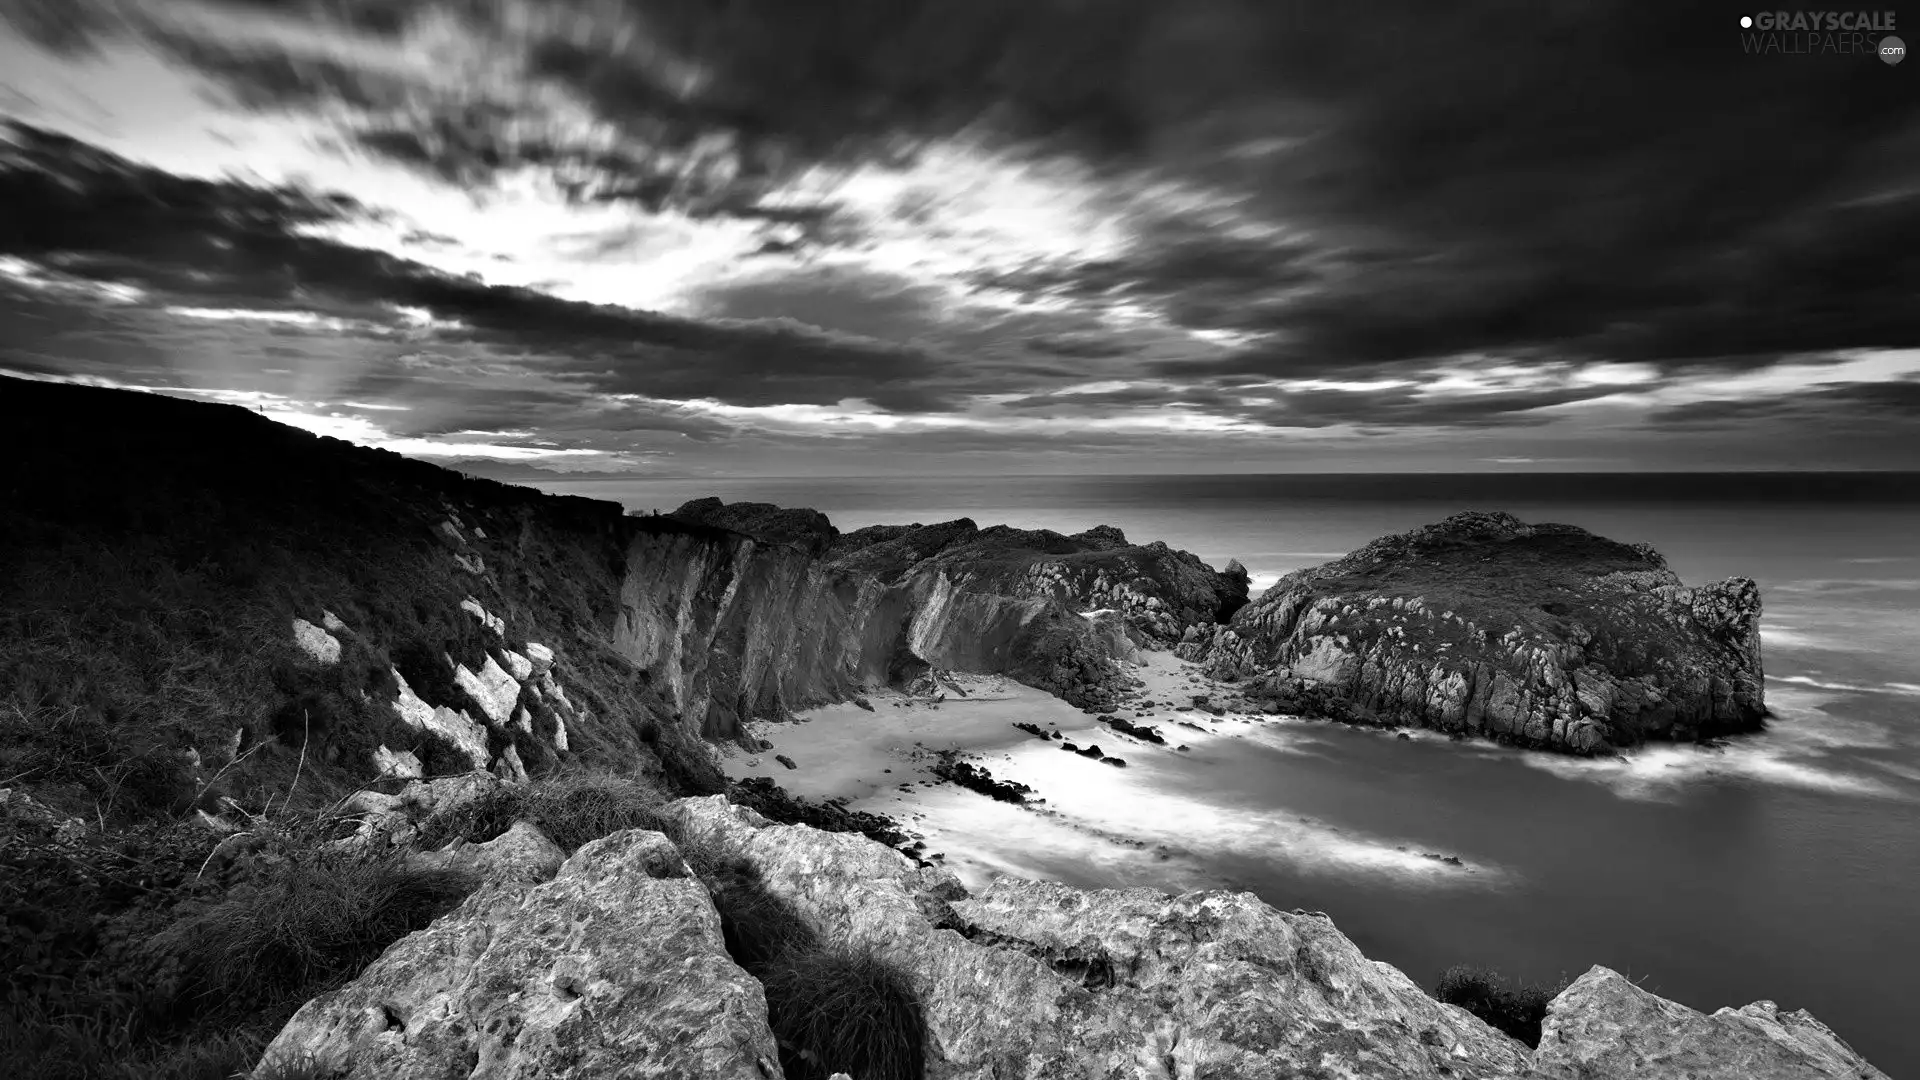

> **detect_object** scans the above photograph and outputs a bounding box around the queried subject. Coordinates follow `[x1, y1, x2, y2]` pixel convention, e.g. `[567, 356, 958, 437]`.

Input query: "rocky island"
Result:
[0, 375, 1882, 1080]
[1181, 511, 1767, 753]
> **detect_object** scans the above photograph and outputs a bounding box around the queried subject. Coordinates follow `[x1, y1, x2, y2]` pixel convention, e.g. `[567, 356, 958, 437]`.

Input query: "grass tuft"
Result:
[674, 834, 925, 1080]
[759, 945, 925, 1080]
[153, 853, 476, 1017]
[1432, 965, 1565, 1047]
[415, 773, 670, 853]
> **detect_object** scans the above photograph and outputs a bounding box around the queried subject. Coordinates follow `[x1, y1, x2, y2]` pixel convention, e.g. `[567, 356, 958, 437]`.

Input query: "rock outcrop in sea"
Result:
[1180, 511, 1766, 752]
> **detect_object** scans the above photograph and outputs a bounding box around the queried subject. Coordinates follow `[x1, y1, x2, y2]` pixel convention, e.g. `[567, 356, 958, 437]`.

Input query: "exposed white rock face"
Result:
[409, 821, 565, 888]
[290, 618, 341, 666]
[524, 642, 555, 675]
[437, 519, 464, 545]
[452, 551, 485, 575]
[370, 745, 422, 780]
[460, 596, 505, 636]
[492, 743, 528, 783]
[391, 668, 490, 772]
[665, 797, 1533, 1079]
[456, 654, 522, 726]
[502, 649, 534, 681]
[1532, 966, 1889, 1079]
[551, 714, 569, 753]
[320, 610, 349, 633]
[255, 830, 784, 1080]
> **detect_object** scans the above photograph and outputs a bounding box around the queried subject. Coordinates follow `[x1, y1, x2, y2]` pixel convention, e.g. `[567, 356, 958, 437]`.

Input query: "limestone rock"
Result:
[502, 648, 534, 681]
[1530, 966, 1889, 1079]
[371, 744, 423, 780]
[254, 829, 782, 1079]
[665, 796, 1532, 1079]
[492, 743, 529, 783]
[524, 641, 555, 676]
[410, 821, 566, 888]
[460, 596, 505, 636]
[291, 617, 341, 666]
[321, 609, 349, 633]
[457, 654, 522, 726]
[391, 669, 490, 772]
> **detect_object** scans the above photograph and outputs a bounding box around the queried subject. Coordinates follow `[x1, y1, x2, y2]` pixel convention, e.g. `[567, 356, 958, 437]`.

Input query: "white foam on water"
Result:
[1764, 687, 1904, 750]
[1760, 624, 1827, 649]
[1515, 738, 1902, 801]
[940, 737, 1507, 887]
[1769, 674, 1920, 698]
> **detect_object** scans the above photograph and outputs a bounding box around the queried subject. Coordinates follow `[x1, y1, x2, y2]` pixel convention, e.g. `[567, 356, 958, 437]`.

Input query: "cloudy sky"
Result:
[2, 0, 1917, 477]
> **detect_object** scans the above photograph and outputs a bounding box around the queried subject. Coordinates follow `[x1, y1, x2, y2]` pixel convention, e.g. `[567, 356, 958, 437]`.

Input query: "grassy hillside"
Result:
[0, 376, 738, 1074]
[0, 375, 725, 822]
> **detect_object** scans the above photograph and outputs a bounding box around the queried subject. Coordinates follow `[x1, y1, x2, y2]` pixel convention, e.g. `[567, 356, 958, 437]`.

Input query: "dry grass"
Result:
[154, 853, 477, 1017]
[415, 772, 671, 853]
[1433, 965, 1566, 1047]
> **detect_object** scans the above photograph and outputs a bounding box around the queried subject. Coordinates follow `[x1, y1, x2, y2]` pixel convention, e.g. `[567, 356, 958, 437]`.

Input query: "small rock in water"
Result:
[853, 696, 875, 711]
[775, 754, 798, 770]
[758, 739, 775, 750]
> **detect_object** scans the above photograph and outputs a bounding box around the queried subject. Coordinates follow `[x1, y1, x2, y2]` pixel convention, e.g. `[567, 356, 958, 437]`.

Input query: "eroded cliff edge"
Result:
[1179, 511, 1766, 753]
[617, 498, 1248, 740]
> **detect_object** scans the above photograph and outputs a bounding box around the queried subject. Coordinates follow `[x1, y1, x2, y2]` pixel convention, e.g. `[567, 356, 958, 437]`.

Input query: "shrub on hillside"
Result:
[1432, 965, 1564, 1047]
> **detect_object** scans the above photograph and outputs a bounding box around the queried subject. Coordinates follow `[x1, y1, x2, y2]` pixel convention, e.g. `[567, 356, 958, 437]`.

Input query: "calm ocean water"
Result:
[541, 473, 1920, 1072]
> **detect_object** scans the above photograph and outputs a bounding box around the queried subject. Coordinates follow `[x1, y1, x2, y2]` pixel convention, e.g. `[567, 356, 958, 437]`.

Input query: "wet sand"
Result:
[720, 650, 1480, 891]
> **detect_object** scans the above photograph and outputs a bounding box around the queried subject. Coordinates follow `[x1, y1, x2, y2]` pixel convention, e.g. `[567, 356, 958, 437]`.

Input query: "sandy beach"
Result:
[722, 650, 1485, 893]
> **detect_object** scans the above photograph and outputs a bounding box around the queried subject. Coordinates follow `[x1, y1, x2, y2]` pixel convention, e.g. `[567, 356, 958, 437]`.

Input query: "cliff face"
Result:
[0, 376, 1242, 806]
[617, 501, 1248, 738]
[1182, 511, 1765, 753]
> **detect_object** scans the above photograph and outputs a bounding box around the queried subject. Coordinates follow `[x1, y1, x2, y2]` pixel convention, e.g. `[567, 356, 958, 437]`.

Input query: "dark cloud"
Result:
[0, 121, 951, 410]
[997, 380, 1630, 430]
[1649, 380, 1920, 428]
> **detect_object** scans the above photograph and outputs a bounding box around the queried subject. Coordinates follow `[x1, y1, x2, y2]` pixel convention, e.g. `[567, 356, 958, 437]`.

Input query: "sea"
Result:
[535, 472, 1920, 1073]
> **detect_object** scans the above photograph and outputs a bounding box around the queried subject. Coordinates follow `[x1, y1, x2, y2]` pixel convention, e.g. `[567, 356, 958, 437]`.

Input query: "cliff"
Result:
[1181, 511, 1766, 753]
[0, 374, 1244, 803]
[257, 786, 1886, 1080]
[625, 499, 1248, 739]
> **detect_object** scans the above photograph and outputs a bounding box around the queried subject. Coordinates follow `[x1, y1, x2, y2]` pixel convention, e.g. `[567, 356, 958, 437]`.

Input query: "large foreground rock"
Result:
[1186, 511, 1765, 752]
[260, 798, 1888, 1079]
[255, 829, 782, 1079]
[666, 796, 1532, 1079]
[1532, 966, 1889, 1079]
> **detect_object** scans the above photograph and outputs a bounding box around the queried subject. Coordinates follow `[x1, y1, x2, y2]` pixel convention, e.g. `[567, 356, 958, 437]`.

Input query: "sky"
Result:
[1, 0, 1917, 477]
